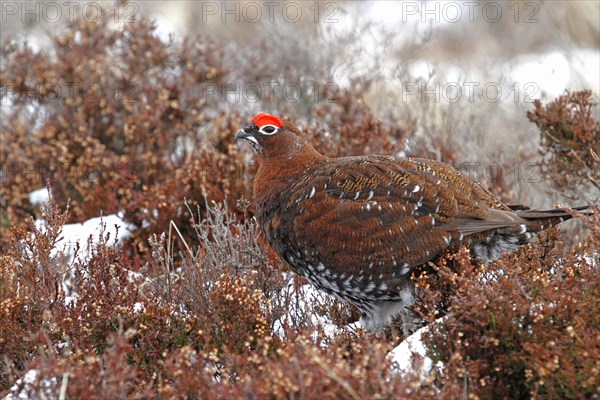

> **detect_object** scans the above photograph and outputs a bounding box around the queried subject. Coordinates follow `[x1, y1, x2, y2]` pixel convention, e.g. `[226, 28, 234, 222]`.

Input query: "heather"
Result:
[1, 5, 598, 399]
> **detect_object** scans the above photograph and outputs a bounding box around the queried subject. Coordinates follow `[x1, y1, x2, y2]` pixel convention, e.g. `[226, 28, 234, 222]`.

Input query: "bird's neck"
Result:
[254, 142, 325, 199]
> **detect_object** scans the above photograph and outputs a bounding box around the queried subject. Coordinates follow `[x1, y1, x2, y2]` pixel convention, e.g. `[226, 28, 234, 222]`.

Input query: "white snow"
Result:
[580, 253, 598, 268]
[28, 188, 50, 206]
[388, 321, 443, 380]
[272, 278, 340, 342]
[133, 302, 145, 313]
[4, 370, 57, 400]
[509, 51, 572, 99]
[29, 186, 134, 264]
[33, 212, 134, 264]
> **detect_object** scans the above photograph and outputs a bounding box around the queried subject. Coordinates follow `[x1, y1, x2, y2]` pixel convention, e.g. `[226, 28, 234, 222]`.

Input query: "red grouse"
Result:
[236, 112, 592, 335]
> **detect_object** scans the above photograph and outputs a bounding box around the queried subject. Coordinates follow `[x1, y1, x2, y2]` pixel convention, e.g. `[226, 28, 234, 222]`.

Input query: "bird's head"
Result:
[236, 112, 307, 159]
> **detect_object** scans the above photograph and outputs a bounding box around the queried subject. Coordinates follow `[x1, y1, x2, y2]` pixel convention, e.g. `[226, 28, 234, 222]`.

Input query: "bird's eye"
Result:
[259, 125, 278, 135]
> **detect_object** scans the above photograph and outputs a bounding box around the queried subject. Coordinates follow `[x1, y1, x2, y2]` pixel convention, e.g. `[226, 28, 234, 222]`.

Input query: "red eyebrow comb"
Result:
[250, 113, 282, 128]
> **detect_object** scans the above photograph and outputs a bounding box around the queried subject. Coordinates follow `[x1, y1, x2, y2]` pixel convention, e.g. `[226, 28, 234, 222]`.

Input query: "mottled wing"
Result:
[280, 156, 505, 285]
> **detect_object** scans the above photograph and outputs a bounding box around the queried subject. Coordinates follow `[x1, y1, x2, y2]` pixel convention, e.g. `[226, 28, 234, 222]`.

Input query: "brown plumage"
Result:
[236, 112, 593, 334]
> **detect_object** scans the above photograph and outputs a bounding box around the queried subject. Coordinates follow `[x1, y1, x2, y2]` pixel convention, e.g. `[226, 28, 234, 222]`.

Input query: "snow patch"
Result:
[4, 370, 57, 400]
[388, 319, 444, 380]
[272, 278, 340, 342]
[33, 212, 135, 264]
[28, 188, 50, 206]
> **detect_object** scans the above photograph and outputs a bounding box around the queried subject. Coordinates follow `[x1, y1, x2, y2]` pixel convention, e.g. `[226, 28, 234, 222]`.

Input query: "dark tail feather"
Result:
[467, 205, 594, 263]
[514, 205, 594, 233]
[510, 205, 592, 218]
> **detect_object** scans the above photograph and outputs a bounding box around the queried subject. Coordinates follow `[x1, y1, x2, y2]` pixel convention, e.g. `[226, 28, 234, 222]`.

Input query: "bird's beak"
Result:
[235, 128, 259, 146]
[235, 129, 249, 140]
